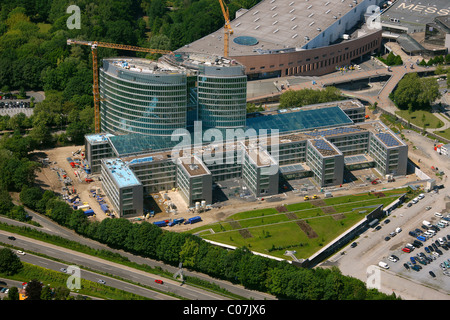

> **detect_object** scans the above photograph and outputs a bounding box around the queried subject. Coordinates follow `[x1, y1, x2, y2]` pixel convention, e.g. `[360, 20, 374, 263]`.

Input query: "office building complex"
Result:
[86, 98, 408, 217]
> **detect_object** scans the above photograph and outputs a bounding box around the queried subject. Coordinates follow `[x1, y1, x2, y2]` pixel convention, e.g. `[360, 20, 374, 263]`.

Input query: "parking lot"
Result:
[380, 205, 450, 293]
[0, 100, 34, 117]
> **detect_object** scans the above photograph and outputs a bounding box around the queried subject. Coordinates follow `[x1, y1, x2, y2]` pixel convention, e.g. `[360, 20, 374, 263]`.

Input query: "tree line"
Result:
[9, 185, 400, 300]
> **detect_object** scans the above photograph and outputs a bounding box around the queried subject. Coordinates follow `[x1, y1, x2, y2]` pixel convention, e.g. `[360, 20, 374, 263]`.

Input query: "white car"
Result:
[435, 212, 443, 218]
[378, 261, 389, 269]
[388, 256, 398, 262]
[418, 193, 425, 199]
[16, 250, 25, 255]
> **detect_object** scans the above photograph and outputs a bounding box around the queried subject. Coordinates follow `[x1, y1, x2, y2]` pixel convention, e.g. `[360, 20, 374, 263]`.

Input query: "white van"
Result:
[395, 227, 402, 233]
[427, 229, 436, 235]
[423, 220, 432, 227]
[435, 212, 443, 218]
[378, 261, 389, 269]
[440, 220, 449, 226]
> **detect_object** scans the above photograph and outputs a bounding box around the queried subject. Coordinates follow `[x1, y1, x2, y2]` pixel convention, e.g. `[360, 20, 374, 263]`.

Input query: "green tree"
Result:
[0, 248, 23, 275]
[25, 279, 42, 300]
[40, 285, 53, 300]
[6, 286, 19, 300]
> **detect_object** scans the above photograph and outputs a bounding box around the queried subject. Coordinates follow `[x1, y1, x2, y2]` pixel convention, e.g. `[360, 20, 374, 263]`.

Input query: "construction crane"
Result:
[67, 39, 173, 133]
[218, 0, 233, 58]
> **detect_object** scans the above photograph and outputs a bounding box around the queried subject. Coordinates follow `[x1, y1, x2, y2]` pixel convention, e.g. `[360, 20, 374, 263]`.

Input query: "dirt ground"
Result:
[32, 145, 113, 222]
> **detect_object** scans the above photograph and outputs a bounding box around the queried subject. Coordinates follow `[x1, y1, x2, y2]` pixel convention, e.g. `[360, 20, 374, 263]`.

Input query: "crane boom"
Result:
[218, 0, 233, 57]
[67, 39, 173, 133]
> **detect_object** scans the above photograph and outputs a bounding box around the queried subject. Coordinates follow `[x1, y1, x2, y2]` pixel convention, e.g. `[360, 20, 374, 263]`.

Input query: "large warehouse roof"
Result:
[179, 0, 369, 57]
[380, 0, 450, 33]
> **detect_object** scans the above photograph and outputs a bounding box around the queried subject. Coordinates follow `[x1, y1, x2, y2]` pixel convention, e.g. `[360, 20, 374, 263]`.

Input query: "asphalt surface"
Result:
[0, 207, 276, 301]
[320, 130, 450, 300]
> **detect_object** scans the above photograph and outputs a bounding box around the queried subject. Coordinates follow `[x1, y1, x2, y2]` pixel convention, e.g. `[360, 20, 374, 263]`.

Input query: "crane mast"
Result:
[218, 0, 233, 57]
[67, 39, 173, 133]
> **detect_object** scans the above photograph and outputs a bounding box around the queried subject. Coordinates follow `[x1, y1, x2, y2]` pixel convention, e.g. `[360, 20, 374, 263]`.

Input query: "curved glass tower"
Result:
[100, 58, 187, 136]
[197, 65, 247, 130]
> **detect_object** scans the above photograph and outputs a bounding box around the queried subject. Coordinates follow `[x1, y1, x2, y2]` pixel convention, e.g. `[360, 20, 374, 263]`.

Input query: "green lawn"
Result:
[189, 189, 409, 260]
[433, 127, 450, 141]
[396, 110, 444, 129]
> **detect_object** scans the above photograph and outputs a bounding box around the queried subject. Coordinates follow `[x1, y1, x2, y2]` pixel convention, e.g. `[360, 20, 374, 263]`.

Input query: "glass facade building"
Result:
[100, 59, 188, 136]
[197, 65, 247, 130]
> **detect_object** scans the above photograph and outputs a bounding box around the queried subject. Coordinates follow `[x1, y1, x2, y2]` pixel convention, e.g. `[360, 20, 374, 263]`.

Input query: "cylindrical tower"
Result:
[197, 65, 247, 131]
[100, 58, 187, 136]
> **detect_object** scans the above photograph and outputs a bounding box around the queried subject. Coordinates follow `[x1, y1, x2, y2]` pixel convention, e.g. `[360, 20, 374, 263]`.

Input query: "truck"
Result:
[153, 220, 167, 227]
[184, 216, 202, 224]
[73, 204, 89, 210]
[84, 209, 95, 216]
[168, 218, 185, 227]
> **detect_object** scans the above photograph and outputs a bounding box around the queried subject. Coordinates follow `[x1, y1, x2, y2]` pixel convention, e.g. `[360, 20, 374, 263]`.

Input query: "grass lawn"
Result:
[395, 110, 444, 129]
[433, 127, 450, 141]
[189, 188, 409, 260]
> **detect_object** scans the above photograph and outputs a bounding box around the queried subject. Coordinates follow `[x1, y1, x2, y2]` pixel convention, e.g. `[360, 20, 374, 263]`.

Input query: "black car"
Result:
[436, 249, 443, 255]
[415, 228, 423, 234]
[432, 243, 438, 250]
[428, 245, 434, 252]
[429, 271, 436, 278]
[7, 236, 16, 240]
[351, 242, 357, 248]
[384, 219, 391, 224]
[435, 240, 441, 247]
[447, 235, 450, 241]
[384, 236, 391, 241]
[403, 263, 410, 270]
[375, 226, 382, 231]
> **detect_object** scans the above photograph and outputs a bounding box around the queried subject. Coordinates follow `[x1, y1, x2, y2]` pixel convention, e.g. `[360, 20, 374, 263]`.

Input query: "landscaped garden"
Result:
[188, 188, 413, 260]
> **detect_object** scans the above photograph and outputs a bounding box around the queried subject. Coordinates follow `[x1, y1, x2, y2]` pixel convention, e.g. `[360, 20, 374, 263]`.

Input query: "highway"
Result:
[0, 210, 276, 300]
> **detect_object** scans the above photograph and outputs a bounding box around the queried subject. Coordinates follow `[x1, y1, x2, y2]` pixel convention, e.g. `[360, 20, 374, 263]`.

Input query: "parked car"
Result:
[7, 236, 16, 240]
[378, 261, 389, 269]
[403, 263, 409, 270]
[155, 279, 164, 284]
[402, 247, 411, 253]
[429, 271, 436, 278]
[16, 250, 25, 255]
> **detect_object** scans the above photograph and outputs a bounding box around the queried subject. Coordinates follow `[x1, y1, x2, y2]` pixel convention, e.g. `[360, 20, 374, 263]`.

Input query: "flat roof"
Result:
[344, 154, 374, 165]
[178, 156, 210, 177]
[380, 0, 450, 32]
[102, 158, 141, 189]
[310, 138, 340, 157]
[177, 0, 363, 57]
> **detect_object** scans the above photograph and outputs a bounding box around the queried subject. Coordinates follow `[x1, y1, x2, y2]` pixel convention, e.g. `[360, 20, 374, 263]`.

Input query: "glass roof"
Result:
[246, 106, 353, 134]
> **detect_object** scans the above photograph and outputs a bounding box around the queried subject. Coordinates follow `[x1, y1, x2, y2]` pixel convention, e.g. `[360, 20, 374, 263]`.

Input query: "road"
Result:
[319, 130, 450, 300]
[0, 208, 276, 300]
[0, 230, 229, 300]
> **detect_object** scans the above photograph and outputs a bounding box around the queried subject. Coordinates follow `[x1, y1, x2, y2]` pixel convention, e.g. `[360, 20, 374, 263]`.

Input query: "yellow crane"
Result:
[67, 39, 173, 133]
[218, 0, 233, 58]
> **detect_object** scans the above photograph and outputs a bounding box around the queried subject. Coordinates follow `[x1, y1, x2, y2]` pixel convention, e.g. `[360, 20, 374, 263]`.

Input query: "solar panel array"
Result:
[313, 139, 335, 152]
[376, 133, 400, 147]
